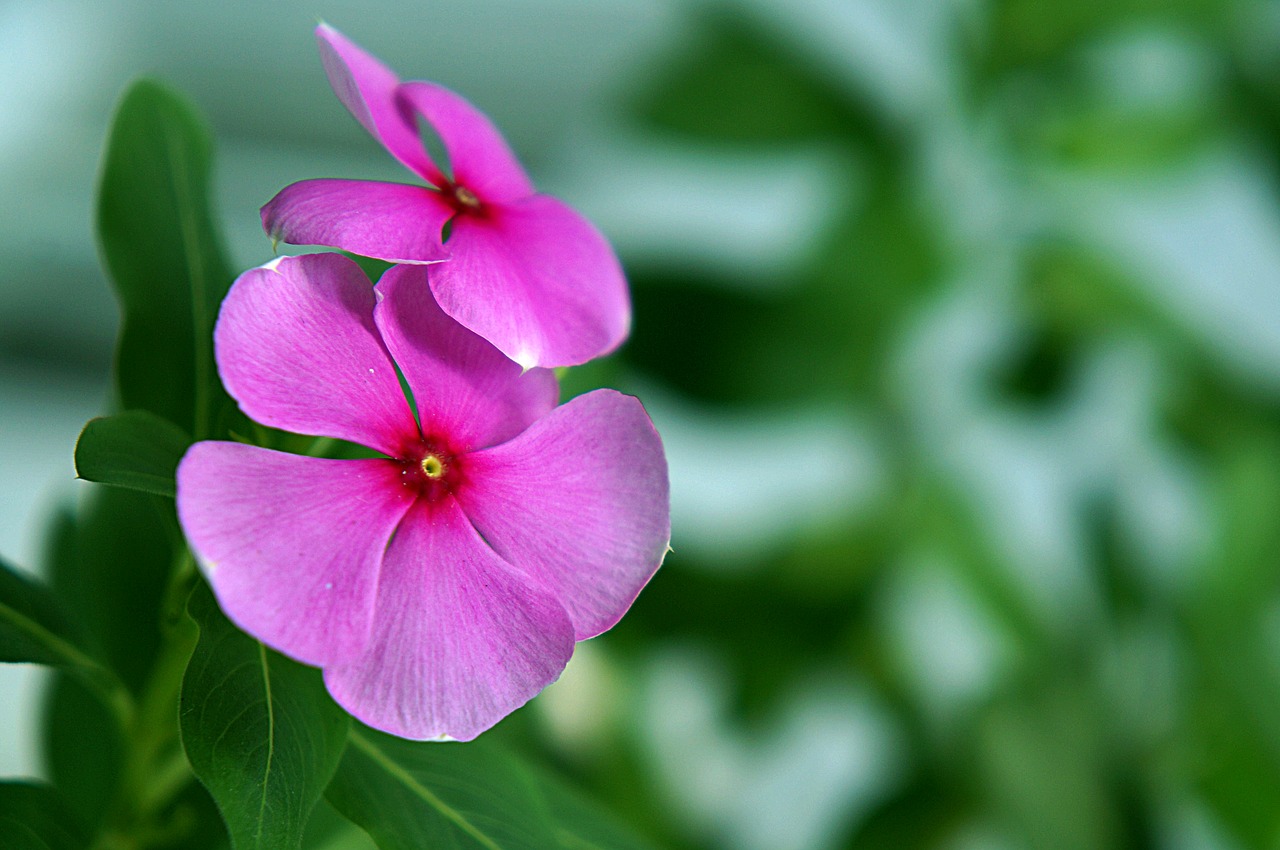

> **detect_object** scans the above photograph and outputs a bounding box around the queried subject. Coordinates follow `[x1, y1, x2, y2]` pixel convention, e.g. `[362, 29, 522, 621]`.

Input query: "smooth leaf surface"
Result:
[181, 581, 349, 850]
[39, 496, 170, 830]
[97, 78, 235, 440]
[326, 727, 560, 850]
[0, 554, 96, 670]
[75, 411, 193, 498]
[537, 772, 658, 850]
[0, 782, 90, 850]
[40, 674, 124, 834]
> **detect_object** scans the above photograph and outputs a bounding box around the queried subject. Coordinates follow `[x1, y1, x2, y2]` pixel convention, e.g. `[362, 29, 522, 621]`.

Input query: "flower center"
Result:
[453, 185, 481, 210]
[398, 438, 466, 504]
[420, 454, 445, 478]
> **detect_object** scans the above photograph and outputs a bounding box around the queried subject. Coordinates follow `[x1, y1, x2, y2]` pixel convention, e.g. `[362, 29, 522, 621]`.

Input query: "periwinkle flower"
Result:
[261, 25, 630, 370]
[176, 253, 669, 740]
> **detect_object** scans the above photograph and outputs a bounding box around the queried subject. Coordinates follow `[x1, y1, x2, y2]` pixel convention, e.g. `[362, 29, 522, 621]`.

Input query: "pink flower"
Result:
[175, 253, 669, 740]
[260, 24, 631, 370]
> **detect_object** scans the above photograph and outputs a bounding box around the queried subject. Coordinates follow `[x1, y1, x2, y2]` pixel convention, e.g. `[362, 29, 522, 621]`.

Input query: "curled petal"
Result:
[398, 80, 533, 203]
[177, 443, 414, 666]
[374, 265, 558, 451]
[459, 390, 670, 640]
[261, 179, 452, 264]
[435, 195, 631, 369]
[216, 253, 418, 456]
[316, 23, 439, 183]
[324, 499, 574, 741]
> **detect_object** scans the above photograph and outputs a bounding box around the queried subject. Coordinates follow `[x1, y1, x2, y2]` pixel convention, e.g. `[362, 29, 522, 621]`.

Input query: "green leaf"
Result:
[326, 727, 561, 850]
[0, 555, 95, 669]
[181, 581, 350, 850]
[38, 497, 166, 830]
[41, 674, 124, 833]
[97, 78, 235, 440]
[537, 773, 659, 850]
[75, 411, 193, 498]
[0, 782, 90, 850]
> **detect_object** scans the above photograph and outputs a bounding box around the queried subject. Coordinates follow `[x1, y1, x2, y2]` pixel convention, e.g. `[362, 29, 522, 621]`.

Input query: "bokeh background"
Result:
[5, 1, 1280, 848]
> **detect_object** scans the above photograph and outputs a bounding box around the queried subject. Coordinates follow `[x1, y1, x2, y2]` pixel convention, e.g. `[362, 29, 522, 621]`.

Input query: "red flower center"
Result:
[452, 185, 481, 211]
[398, 437, 466, 503]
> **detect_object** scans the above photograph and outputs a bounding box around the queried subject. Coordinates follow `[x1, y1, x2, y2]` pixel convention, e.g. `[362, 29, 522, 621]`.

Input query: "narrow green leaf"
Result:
[97, 78, 235, 440]
[75, 411, 193, 498]
[325, 727, 560, 850]
[0, 554, 99, 672]
[41, 674, 124, 834]
[0, 782, 90, 850]
[39, 495, 172, 829]
[181, 581, 349, 850]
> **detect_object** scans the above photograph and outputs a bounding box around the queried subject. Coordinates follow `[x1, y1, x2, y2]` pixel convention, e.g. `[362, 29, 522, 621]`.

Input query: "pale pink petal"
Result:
[324, 499, 574, 741]
[458, 390, 670, 640]
[177, 443, 414, 666]
[216, 253, 418, 457]
[398, 81, 533, 203]
[433, 195, 631, 369]
[373, 264, 558, 451]
[315, 23, 440, 183]
[261, 179, 452, 264]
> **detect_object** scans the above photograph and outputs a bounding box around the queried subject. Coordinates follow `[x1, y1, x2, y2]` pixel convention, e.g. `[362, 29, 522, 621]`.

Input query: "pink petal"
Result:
[434, 195, 632, 369]
[458, 390, 670, 640]
[177, 443, 414, 666]
[323, 498, 574, 741]
[398, 81, 533, 203]
[373, 264, 558, 451]
[260, 179, 452, 264]
[315, 23, 440, 183]
[216, 253, 418, 457]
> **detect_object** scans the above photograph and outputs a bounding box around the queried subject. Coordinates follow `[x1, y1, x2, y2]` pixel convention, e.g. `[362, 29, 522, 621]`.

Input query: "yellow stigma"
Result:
[421, 454, 445, 478]
[454, 186, 481, 209]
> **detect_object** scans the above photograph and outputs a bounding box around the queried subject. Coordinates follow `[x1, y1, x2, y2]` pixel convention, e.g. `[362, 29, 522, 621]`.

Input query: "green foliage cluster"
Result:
[561, 3, 1280, 849]
[0, 80, 652, 850]
[6, 2, 1280, 848]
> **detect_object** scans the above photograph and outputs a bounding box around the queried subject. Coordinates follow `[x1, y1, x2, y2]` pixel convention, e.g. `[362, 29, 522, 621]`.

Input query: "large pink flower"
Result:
[175, 253, 668, 741]
[261, 24, 631, 370]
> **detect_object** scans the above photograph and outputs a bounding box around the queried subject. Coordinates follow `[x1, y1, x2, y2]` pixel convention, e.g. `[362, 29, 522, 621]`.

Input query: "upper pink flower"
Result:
[260, 24, 631, 370]
[175, 253, 669, 741]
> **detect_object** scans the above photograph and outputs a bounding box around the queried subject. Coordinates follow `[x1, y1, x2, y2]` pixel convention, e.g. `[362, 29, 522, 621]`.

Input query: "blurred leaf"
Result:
[0, 554, 95, 670]
[0, 782, 90, 850]
[326, 727, 560, 850]
[97, 78, 235, 440]
[1183, 433, 1280, 845]
[977, 676, 1121, 850]
[40, 492, 177, 832]
[537, 772, 658, 850]
[41, 674, 124, 834]
[976, 0, 1225, 84]
[45, 488, 175, 693]
[301, 798, 377, 850]
[75, 411, 193, 498]
[181, 581, 349, 850]
[631, 9, 874, 146]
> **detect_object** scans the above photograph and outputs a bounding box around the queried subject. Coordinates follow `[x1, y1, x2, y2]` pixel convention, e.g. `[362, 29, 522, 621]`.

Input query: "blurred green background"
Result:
[5, 1, 1280, 848]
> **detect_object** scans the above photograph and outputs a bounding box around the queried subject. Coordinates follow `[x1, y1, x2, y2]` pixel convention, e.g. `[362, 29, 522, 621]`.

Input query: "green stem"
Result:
[0, 599, 136, 732]
[92, 549, 201, 850]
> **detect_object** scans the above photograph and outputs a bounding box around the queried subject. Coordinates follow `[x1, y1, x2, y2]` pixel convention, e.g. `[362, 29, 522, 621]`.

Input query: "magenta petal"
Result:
[216, 253, 417, 456]
[373, 264, 558, 451]
[435, 195, 631, 369]
[324, 499, 574, 741]
[398, 81, 533, 203]
[177, 443, 414, 666]
[459, 390, 670, 640]
[315, 23, 440, 183]
[261, 179, 452, 264]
